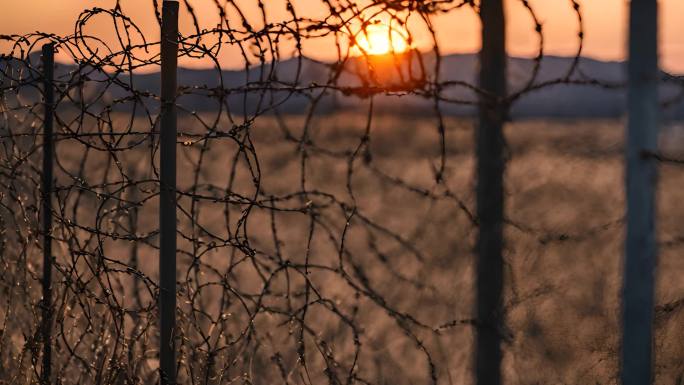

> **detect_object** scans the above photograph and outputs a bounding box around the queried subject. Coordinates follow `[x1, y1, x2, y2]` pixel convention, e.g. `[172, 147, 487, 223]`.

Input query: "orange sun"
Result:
[354, 23, 409, 56]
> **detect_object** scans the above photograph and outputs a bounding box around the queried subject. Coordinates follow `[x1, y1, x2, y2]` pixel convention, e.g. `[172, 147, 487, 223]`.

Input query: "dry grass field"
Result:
[1, 112, 683, 384]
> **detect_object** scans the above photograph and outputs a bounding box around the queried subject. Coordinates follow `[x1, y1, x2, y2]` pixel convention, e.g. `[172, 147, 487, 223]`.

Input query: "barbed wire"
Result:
[1, 0, 683, 384]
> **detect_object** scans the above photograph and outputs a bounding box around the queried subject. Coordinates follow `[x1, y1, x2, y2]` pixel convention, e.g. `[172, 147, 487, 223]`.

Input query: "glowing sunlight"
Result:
[353, 22, 409, 56]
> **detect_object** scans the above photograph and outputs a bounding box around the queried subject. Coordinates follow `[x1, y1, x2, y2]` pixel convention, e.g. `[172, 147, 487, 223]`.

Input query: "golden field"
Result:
[1, 112, 683, 384]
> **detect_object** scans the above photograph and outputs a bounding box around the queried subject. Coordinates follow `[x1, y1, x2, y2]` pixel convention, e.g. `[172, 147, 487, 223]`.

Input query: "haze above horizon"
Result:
[1, 0, 682, 74]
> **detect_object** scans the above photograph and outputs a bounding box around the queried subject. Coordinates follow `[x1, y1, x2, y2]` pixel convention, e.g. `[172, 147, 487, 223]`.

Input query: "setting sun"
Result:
[354, 23, 408, 56]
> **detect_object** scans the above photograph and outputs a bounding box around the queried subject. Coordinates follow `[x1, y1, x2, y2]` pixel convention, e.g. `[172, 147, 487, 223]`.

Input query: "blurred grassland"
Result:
[1, 112, 683, 384]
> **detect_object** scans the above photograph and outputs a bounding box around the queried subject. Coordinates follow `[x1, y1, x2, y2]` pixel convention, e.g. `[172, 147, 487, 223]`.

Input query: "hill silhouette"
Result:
[5, 52, 684, 118]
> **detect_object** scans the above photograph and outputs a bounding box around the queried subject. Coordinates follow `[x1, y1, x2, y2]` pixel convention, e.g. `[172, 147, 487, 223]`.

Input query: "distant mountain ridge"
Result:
[5, 53, 684, 118]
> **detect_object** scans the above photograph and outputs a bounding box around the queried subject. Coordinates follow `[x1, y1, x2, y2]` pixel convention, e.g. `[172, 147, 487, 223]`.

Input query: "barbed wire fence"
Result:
[0, 0, 683, 384]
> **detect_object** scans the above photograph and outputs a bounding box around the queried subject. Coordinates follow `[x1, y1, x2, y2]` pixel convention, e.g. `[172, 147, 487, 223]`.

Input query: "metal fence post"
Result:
[476, 1, 506, 385]
[40, 42, 55, 385]
[623, 0, 659, 384]
[160, 1, 179, 384]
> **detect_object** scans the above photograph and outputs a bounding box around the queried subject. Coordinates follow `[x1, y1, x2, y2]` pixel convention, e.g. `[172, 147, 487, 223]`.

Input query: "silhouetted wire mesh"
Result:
[1, 0, 683, 384]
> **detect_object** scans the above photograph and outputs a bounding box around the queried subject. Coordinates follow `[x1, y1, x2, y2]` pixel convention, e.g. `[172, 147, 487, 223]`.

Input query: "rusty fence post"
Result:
[160, 1, 179, 384]
[40, 42, 55, 385]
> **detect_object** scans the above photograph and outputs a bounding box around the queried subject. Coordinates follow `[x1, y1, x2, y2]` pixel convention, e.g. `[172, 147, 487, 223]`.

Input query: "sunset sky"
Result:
[1, 0, 682, 73]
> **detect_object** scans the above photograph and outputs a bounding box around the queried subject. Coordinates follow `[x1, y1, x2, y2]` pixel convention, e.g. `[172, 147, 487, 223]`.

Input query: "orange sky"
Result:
[1, 0, 682, 73]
